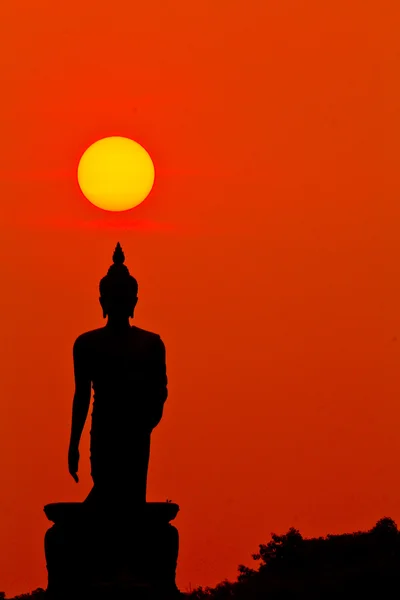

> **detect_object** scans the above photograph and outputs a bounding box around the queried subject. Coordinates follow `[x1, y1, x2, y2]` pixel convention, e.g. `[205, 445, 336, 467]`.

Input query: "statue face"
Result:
[99, 295, 138, 318]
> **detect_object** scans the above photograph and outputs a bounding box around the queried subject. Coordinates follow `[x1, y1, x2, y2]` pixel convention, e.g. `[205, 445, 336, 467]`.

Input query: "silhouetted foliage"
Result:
[186, 516, 400, 599]
[4, 589, 45, 600]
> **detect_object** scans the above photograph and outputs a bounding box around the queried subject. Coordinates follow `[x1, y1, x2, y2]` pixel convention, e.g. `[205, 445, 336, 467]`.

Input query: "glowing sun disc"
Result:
[77, 136, 155, 212]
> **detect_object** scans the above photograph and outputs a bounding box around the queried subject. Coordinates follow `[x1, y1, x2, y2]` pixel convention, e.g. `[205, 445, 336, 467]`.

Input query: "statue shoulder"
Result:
[73, 328, 103, 351]
[132, 326, 165, 347]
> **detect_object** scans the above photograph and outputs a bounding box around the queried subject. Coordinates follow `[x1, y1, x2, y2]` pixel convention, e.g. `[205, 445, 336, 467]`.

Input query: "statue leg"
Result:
[89, 432, 151, 505]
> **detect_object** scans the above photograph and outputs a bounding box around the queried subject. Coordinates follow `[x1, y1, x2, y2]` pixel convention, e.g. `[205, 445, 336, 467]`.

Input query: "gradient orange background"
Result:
[1, 0, 399, 595]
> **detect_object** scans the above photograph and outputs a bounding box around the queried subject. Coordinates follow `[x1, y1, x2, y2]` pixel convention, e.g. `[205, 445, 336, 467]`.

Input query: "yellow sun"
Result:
[77, 136, 155, 211]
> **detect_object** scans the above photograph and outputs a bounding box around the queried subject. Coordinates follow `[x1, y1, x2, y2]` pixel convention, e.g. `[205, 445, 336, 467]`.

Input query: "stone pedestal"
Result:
[44, 500, 181, 599]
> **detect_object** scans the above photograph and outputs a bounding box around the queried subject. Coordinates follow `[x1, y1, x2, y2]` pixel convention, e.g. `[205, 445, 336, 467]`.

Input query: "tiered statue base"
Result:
[44, 500, 181, 599]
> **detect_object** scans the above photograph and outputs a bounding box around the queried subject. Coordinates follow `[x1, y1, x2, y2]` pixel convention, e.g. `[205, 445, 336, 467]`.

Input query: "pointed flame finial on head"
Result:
[100, 242, 138, 304]
[113, 242, 125, 265]
[105, 242, 130, 277]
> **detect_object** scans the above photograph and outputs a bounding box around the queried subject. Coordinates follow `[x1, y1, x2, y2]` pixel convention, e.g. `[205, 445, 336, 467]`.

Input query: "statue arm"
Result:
[148, 335, 168, 429]
[69, 335, 92, 449]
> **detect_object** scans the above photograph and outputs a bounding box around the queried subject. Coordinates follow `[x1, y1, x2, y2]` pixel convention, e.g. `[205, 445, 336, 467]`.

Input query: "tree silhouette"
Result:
[185, 516, 400, 599]
[370, 515, 398, 535]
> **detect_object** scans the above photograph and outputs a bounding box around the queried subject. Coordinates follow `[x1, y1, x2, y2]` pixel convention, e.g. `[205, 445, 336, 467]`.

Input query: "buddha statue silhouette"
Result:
[67, 242, 168, 507]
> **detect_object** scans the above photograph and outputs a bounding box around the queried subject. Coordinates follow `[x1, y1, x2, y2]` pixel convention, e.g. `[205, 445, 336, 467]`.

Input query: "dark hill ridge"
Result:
[2, 517, 398, 599]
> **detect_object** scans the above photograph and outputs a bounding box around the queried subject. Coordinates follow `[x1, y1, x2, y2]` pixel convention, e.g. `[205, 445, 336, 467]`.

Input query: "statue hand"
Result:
[68, 445, 80, 483]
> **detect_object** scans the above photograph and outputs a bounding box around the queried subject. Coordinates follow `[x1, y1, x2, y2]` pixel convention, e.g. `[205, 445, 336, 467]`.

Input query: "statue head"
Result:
[99, 242, 138, 320]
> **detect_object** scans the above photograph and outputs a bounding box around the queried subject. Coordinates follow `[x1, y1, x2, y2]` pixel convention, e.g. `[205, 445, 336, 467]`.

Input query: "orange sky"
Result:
[1, 0, 400, 595]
